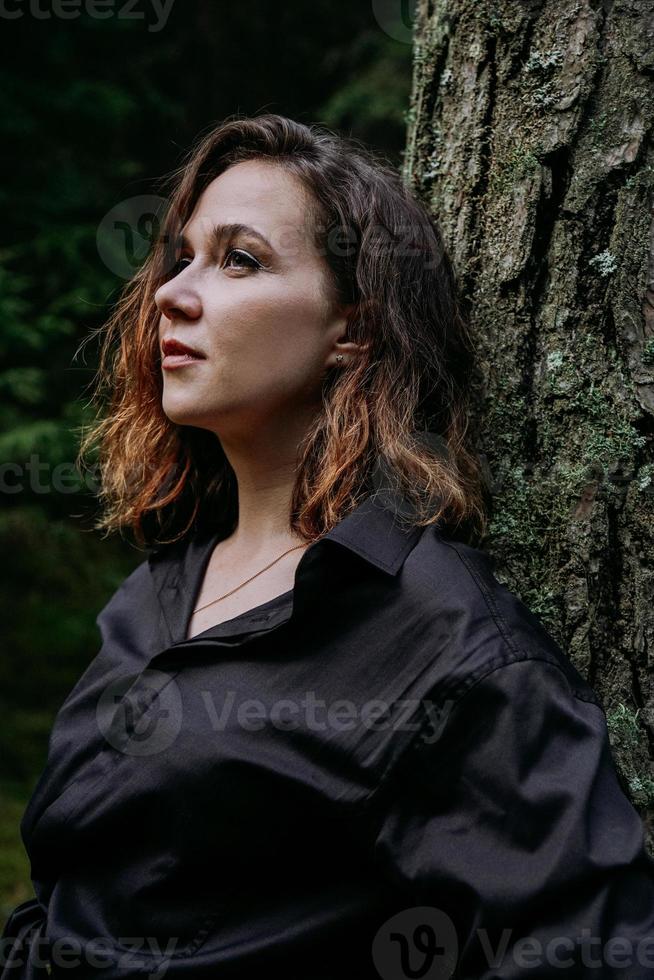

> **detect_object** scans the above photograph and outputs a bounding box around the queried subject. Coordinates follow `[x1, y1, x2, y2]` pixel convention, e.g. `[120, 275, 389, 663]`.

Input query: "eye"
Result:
[224, 248, 261, 271]
[169, 256, 192, 278]
[166, 247, 261, 280]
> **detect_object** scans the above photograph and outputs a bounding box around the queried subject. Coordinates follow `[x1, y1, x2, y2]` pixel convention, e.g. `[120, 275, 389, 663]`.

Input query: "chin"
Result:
[161, 398, 211, 428]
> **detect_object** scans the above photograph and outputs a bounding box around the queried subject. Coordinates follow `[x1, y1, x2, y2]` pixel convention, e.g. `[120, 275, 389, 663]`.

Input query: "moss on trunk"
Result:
[404, 0, 654, 852]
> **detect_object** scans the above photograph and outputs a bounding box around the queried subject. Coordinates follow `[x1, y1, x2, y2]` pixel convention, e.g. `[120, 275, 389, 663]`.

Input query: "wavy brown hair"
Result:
[77, 112, 489, 549]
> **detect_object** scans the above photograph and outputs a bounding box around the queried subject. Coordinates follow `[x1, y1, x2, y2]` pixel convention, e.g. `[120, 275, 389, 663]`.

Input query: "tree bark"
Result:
[404, 0, 654, 852]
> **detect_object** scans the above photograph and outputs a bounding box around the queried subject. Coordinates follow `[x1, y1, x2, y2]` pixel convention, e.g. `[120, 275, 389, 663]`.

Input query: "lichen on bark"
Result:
[404, 0, 654, 852]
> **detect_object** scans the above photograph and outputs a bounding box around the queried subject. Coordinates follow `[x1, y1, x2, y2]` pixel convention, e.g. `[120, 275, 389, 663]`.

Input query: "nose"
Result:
[154, 273, 202, 323]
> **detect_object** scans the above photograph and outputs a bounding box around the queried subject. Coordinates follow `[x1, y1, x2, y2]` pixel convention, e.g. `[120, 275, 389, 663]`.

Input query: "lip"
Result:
[162, 354, 206, 369]
[161, 337, 206, 370]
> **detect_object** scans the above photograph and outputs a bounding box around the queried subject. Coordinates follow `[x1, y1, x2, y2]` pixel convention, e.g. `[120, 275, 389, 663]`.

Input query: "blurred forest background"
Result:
[0, 1, 413, 921]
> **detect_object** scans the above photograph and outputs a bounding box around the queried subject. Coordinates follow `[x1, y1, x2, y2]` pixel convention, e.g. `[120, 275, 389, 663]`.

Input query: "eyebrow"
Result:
[176, 222, 274, 255]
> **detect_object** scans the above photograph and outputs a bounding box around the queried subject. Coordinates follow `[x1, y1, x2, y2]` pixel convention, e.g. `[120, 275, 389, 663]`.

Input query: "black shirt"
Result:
[3, 491, 654, 979]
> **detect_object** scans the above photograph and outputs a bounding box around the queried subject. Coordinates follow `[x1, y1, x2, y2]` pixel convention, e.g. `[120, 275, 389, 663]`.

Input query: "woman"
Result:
[3, 113, 653, 979]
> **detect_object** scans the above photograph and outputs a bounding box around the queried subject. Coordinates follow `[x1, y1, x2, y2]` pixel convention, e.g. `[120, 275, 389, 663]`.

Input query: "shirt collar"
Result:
[148, 485, 423, 587]
[147, 433, 445, 592]
[320, 489, 423, 574]
[146, 487, 424, 648]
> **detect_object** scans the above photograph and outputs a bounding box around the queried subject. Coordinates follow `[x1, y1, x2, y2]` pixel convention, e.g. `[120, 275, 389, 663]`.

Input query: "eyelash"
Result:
[170, 247, 261, 278]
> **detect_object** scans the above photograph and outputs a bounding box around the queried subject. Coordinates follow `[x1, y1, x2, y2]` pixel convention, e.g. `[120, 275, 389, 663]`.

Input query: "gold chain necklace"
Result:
[193, 543, 310, 614]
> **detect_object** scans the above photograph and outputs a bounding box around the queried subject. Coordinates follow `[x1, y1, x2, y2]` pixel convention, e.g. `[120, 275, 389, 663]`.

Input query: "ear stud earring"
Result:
[335, 354, 344, 365]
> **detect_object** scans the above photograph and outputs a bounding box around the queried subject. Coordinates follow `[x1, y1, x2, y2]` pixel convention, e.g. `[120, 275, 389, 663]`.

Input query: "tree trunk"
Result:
[403, 0, 654, 853]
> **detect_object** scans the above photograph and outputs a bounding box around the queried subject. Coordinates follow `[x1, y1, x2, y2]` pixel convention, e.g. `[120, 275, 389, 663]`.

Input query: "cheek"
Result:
[207, 281, 330, 378]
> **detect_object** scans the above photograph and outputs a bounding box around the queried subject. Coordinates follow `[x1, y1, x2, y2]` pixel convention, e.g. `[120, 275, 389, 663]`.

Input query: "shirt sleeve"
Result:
[371, 657, 654, 979]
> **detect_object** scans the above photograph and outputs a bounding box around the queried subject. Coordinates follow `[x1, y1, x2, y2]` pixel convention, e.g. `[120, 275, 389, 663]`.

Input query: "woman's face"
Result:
[154, 159, 351, 438]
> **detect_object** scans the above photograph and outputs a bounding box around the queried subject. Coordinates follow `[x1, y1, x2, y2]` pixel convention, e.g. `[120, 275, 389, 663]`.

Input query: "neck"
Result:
[215, 414, 315, 553]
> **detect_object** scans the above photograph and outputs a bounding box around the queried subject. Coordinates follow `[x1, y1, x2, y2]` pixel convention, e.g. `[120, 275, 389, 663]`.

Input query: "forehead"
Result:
[184, 159, 317, 245]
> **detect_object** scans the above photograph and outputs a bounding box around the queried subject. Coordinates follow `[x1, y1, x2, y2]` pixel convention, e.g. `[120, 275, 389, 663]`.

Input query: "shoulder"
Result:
[96, 557, 153, 619]
[398, 524, 602, 713]
[94, 553, 164, 650]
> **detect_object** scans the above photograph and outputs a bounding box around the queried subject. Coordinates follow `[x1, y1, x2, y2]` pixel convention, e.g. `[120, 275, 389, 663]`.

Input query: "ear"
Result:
[329, 312, 371, 368]
[326, 297, 372, 365]
[336, 301, 358, 332]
